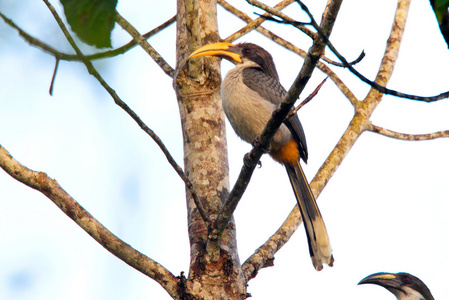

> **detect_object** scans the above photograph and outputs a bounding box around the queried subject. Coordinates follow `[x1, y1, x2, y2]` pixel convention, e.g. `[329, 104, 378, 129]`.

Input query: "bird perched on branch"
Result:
[188, 42, 333, 270]
[358, 272, 435, 300]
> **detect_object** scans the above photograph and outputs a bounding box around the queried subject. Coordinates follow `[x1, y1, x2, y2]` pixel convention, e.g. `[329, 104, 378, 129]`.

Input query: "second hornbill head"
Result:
[188, 42, 280, 81]
[358, 272, 435, 300]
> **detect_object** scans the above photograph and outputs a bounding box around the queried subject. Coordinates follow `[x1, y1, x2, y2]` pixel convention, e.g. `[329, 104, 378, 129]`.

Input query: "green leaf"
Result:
[432, 0, 449, 22]
[430, 0, 449, 48]
[60, 0, 118, 48]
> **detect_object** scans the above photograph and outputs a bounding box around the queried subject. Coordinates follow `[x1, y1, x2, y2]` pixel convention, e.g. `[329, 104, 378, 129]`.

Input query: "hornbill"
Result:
[188, 42, 333, 271]
[358, 272, 435, 300]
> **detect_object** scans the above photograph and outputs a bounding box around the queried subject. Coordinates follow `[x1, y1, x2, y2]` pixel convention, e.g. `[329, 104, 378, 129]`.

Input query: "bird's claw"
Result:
[252, 135, 271, 154]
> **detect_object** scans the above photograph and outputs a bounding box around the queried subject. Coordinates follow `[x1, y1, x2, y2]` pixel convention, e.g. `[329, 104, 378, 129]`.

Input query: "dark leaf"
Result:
[430, 0, 449, 48]
[60, 0, 118, 48]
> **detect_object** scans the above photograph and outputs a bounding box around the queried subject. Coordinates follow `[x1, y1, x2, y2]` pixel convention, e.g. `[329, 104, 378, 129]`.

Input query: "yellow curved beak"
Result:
[358, 272, 398, 286]
[188, 42, 242, 63]
[366, 273, 397, 280]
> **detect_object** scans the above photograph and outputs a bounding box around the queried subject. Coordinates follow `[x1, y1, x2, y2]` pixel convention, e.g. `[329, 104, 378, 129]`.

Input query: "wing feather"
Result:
[242, 67, 308, 162]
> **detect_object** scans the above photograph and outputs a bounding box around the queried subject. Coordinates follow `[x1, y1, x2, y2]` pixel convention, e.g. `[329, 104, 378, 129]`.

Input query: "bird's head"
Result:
[188, 42, 279, 80]
[358, 272, 434, 300]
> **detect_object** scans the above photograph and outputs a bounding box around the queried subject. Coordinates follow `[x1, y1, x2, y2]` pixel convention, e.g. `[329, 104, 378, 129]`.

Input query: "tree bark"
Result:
[174, 0, 246, 298]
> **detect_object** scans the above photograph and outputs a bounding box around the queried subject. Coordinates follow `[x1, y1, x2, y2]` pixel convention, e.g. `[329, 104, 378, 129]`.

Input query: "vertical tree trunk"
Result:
[174, 0, 246, 298]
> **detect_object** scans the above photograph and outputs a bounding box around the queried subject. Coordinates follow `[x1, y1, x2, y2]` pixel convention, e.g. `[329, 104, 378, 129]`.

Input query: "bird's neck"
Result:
[393, 287, 427, 300]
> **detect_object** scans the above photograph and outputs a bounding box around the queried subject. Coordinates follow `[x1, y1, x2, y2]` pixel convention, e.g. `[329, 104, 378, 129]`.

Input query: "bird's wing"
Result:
[242, 67, 286, 105]
[242, 67, 308, 162]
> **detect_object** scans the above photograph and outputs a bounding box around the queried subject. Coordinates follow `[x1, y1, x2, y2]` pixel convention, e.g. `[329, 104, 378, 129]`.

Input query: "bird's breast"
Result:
[221, 66, 291, 148]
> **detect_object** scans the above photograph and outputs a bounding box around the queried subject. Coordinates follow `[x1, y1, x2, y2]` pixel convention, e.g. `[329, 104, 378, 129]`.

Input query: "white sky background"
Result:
[0, 0, 448, 299]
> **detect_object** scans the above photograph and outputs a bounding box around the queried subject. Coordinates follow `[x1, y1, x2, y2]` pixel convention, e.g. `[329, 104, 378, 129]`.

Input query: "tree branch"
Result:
[219, 0, 358, 107]
[370, 125, 449, 140]
[322, 50, 365, 67]
[242, 2, 414, 281]
[49, 58, 60, 95]
[41, 0, 209, 223]
[287, 77, 328, 118]
[220, 0, 316, 42]
[0, 144, 181, 298]
[0, 11, 176, 62]
[115, 12, 175, 78]
[245, 0, 317, 39]
[241, 204, 303, 281]
[306, 0, 412, 231]
[260, 0, 449, 102]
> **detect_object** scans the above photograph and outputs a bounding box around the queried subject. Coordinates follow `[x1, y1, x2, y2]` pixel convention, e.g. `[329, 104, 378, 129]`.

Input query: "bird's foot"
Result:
[252, 135, 271, 154]
[243, 153, 262, 168]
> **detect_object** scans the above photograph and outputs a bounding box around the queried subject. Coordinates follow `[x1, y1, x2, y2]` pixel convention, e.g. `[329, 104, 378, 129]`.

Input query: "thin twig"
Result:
[370, 125, 449, 140]
[323, 50, 365, 67]
[0, 11, 61, 57]
[49, 58, 59, 95]
[265, 0, 449, 102]
[220, 0, 358, 107]
[41, 0, 209, 225]
[245, 0, 317, 39]
[287, 77, 328, 119]
[0, 144, 180, 298]
[255, 13, 366, 67]
[115, 12, 175, 78]
[219, 0, 316, 42]
[0, 11, 176, 62]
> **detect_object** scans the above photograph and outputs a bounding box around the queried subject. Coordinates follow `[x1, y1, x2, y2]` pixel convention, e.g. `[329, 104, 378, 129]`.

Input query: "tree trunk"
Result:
[174, 0, 246, 298]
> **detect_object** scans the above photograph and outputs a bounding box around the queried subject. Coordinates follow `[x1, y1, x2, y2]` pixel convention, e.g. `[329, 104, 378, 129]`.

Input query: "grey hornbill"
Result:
[188, 42, 333, 271]
[359, 272, 435, 300]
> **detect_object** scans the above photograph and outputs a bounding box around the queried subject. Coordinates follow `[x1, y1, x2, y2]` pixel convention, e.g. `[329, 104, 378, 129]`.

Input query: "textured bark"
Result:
[174, 0, 245, 298]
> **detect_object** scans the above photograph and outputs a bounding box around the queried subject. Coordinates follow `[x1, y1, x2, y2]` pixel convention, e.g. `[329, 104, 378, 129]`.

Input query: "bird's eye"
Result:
[403, 276, 410, 283]
[244, 48, 251, 54]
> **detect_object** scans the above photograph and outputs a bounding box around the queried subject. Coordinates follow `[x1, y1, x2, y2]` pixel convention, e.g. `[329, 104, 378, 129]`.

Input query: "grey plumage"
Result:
[241, 67, 308, 161]
[221, 43, 333, 270]
[221, 61, 293, 150]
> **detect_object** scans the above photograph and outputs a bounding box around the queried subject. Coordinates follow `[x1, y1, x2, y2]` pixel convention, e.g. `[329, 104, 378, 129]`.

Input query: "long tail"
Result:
[285, 161, 334, 271]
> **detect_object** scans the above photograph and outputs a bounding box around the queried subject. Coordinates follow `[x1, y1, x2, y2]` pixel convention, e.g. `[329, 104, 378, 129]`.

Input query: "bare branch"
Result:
[245, 0, 317, 39]
[0, 11, 176, 62]
[0, 11, 61, 57]
[49, 58, 59, 95]
[296, 0, 449, 102]
[261, 0, 449, 102]
[370, 125, 449, 140]
[219, 0, 316, 42]
[242, 205, 302, 281]
[115, 12, 175, 78]
[322, 50, 365, 67]
[287, 77, 328, 119]
[253, 11, 366, 68]
[0, 144, 180, 298]
[309, 0, 413, 206]
[42, 0, 210, 224]
[219, 0, 358, 107]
